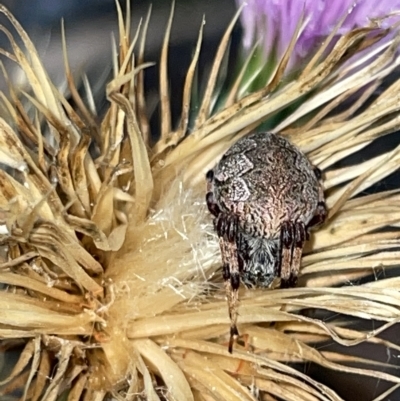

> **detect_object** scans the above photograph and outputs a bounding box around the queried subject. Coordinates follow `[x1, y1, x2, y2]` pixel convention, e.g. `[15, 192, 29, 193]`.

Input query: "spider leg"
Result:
[307, 192, 327, 228]
[308, 166, 327, 228]
[288, 222, 307, 286]
[206, 171, 222, 218]
[279, 221, 294, 288]
[312, 164, 322, 180]
[216, 213, 240, 353]
[206, 191, 221, 217]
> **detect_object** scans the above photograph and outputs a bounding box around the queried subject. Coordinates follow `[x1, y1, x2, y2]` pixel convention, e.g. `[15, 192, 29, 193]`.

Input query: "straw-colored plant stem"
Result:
[0, 3, 400, 401]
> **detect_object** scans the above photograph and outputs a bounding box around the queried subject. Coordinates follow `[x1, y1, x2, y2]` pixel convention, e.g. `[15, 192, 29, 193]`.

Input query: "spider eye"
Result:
[206, 170, 214, 182]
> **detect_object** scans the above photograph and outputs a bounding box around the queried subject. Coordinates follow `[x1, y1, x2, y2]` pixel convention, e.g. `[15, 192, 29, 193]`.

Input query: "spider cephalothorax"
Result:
[206, 132, 327, 352]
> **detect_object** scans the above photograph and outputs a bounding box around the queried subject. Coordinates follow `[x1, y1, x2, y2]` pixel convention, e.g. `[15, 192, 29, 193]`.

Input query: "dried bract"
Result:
[206, 132, 326, 351]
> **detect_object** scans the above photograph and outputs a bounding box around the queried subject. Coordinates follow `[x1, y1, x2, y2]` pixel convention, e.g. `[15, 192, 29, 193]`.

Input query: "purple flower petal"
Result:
[237, 0, 400, 69]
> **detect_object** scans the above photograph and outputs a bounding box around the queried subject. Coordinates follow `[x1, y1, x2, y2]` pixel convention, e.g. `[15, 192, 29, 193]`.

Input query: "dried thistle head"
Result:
[0, 2, 399, 401]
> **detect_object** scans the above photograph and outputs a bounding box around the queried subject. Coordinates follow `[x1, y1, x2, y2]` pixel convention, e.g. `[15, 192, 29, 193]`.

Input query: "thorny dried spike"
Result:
[206, 132, 327, 352]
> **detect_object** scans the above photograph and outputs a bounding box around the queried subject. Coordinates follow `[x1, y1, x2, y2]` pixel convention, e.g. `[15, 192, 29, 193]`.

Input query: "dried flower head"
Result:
[0, 1, 400, 401]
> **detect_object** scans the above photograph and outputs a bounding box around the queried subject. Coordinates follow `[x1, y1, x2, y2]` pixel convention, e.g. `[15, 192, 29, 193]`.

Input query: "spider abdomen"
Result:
[212, 132, 320, 234]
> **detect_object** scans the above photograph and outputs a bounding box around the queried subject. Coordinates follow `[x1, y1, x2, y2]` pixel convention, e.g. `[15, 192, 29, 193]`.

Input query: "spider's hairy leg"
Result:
[206, 169, 240, 351]
[312, 164, 322, 180]
[216, 213, 240, 353]
[206, 191, 221, 217]
[308, 165, 327, 228]
[280, 221, 294, 288]
[309, 201, 327, 227]
[206, 171, 221, 217]
[289, 222, 307, 286]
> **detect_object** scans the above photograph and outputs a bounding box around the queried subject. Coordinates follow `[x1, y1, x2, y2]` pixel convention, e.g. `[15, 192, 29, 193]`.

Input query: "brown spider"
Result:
[206, 132, 327, 352]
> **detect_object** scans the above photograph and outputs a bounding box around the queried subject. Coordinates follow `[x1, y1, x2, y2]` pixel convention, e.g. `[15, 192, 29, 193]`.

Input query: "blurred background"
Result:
[0, 0, 238, 121]
[0, 1, 399, 400]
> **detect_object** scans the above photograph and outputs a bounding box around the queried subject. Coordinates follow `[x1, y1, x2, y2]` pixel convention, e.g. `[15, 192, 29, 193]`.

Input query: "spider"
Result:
[206, 132, 327, 352]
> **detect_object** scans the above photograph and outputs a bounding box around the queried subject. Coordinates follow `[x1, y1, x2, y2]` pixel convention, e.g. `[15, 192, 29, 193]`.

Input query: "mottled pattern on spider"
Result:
[206, 132, 327, 352]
